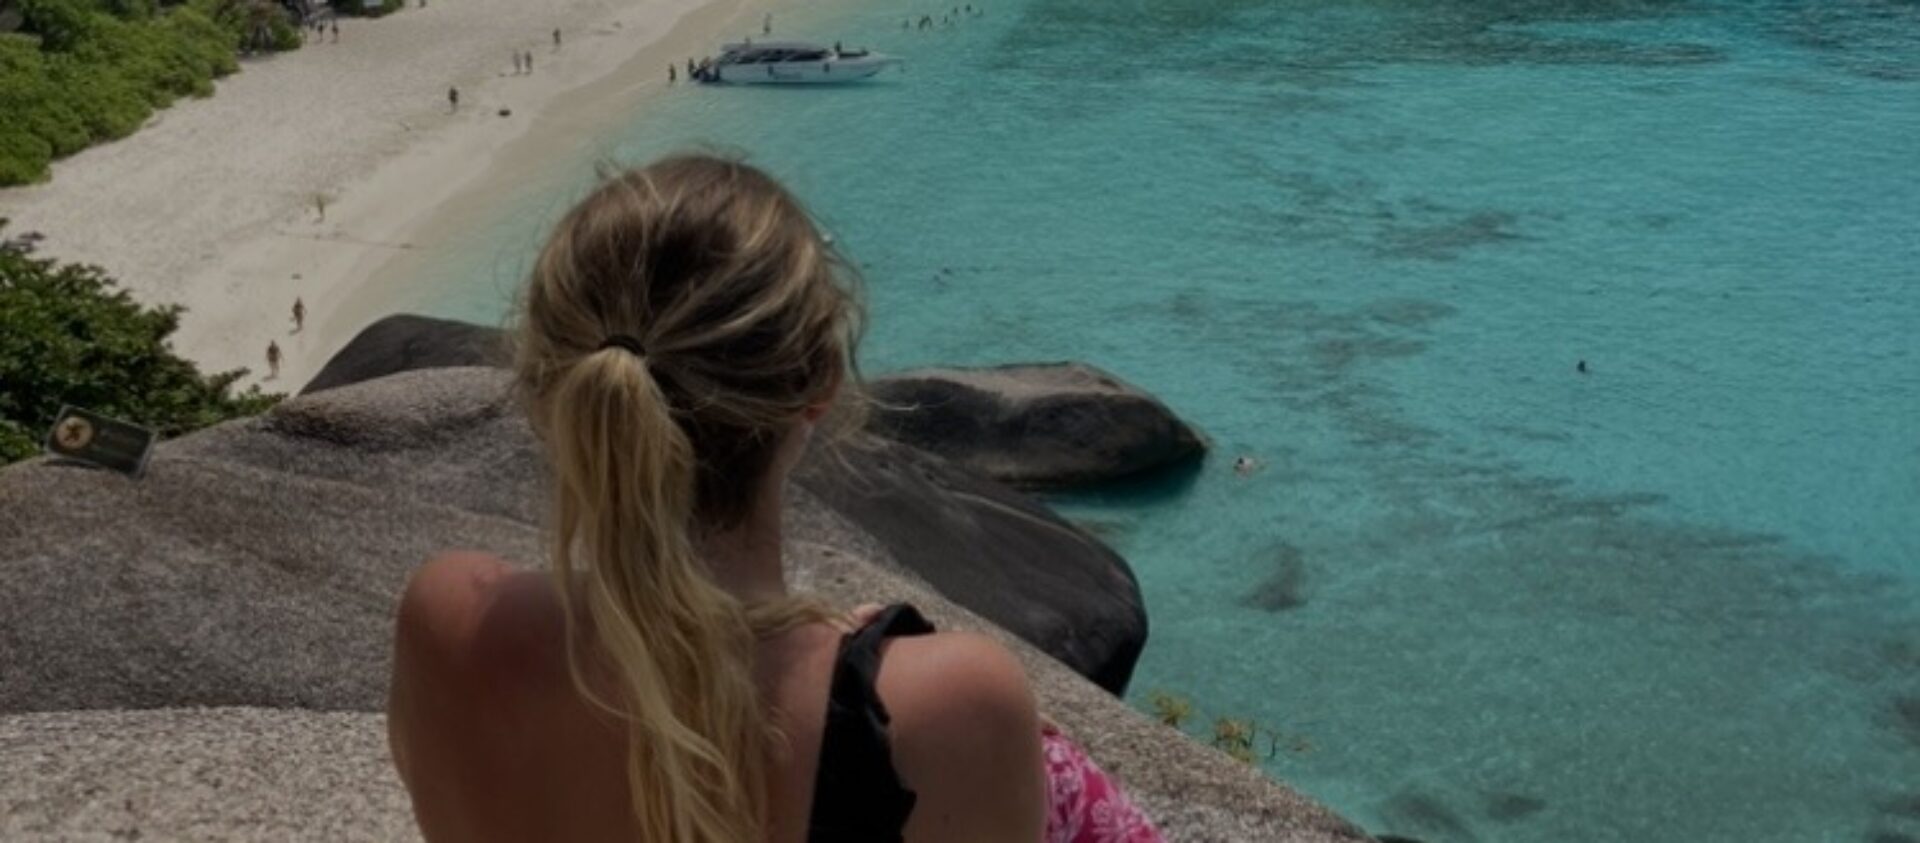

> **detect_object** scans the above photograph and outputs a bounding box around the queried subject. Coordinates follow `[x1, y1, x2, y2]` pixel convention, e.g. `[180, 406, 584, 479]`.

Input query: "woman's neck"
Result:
[700, 481, 790, 605]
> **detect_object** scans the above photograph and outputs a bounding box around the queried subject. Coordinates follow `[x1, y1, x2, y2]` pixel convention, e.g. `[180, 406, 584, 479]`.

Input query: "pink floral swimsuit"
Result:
[1042, 724, 1165, 842]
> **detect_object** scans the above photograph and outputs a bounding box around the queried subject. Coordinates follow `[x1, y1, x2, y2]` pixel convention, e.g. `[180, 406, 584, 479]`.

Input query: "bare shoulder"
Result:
[877, 631, 1047, 842]
[880, 632, 1036, 730]
[394, 551, 566, 682]
[388, 552, 575, 841]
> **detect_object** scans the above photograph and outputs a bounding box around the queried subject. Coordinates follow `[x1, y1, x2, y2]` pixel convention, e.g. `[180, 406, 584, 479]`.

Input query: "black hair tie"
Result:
[598, 334, 648, 357]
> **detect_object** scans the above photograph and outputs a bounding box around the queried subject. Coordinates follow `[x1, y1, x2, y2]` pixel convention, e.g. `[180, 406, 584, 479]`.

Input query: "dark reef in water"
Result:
[1242, 543, 1308, 612]
[1892, 695, 1920, 748]
[1382, 792, 1477, 842]
[1483, 791, 1548, 822]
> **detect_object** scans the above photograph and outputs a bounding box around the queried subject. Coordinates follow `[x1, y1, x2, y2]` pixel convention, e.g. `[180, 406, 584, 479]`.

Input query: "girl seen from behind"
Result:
[385, 154, 1159, 843]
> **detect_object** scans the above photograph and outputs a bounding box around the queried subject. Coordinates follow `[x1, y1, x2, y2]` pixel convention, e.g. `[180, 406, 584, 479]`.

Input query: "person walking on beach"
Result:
[524, 50, 534, 74]
[552, 28, 562, 50]
[330, 21, 338, 42]
[292, 298, 306, 334]
[667, 63, 676, 83]
[513, 51, 523, 75]
[763, 12, 772, 35]
[448, 86, 460, 112]
[265, 341, 282, 381]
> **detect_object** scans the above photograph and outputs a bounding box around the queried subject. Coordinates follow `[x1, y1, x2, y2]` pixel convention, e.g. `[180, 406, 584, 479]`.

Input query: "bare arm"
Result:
[880, 632, 1049, 843]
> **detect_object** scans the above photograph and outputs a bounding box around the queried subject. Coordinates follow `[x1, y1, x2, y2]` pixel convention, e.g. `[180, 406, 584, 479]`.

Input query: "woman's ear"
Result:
[801, 368, 843, 423]
[802, 398, 832, 423]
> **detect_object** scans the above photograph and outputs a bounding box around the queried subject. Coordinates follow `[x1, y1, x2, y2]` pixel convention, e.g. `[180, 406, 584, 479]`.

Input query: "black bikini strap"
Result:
[807, 604, 935, 842]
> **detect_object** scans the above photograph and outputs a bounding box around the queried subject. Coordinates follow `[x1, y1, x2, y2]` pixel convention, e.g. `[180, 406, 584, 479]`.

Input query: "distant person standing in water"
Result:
[266, 341, 282, 381]
[292, 298, 306, 334]
[1577, 359, 1589, 374]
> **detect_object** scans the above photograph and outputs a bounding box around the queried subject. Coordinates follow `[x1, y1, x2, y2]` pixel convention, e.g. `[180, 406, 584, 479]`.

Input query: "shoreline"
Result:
[0, 0, 778, 392]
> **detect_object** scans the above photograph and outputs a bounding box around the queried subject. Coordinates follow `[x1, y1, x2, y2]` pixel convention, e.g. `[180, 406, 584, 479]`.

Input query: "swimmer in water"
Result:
[1234, 455, 1258, 476]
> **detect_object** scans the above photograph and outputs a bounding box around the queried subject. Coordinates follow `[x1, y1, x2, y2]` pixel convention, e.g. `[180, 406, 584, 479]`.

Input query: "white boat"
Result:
[703, 40, 900, 84]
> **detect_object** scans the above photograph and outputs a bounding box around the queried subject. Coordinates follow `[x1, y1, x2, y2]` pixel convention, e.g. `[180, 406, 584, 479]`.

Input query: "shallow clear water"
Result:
[420, 1, 1920, 839]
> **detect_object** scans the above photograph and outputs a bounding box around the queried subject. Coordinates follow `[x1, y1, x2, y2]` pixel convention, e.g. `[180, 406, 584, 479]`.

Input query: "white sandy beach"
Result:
[0, 0, 779, 391]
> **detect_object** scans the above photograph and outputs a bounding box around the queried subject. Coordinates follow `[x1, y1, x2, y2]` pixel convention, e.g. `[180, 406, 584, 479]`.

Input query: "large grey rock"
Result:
[300, 314, 509, 396]
[0, 367, 1366, 841]
[297, 317, 1148, 692]
[797, 433, 1145, 694]
[867, 363, 1208, 490]
[0, 368, 1137, 709]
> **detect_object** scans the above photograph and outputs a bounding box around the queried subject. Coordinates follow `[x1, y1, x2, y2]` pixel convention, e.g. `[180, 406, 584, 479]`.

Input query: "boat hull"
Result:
[714, 56, 898, 84]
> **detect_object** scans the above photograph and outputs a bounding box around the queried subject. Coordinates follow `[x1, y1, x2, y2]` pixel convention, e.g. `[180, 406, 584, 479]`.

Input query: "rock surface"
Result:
[0, 367, 1367, 841]
[867, 363, 1208, 490]
[300, 314, 509, 396]
[797, 432, 1145, 693]
[295, 316, 1149, 693]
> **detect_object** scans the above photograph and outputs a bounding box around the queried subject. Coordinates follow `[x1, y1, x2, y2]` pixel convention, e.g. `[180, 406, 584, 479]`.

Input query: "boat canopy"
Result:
[718, 41, 834, 63]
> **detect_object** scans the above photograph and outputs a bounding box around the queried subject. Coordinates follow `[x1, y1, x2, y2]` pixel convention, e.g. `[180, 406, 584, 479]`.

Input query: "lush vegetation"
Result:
[0, 221, 280, 465]
[0, 0, 303, 186]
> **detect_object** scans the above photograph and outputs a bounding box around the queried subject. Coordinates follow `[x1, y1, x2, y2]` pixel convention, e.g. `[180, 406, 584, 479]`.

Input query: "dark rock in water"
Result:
[1482, 791, 1547, 822]
[796, 433, 1147, 695]
[1381, 793, 1476, 842]
[301, 314, 509, 395]
[1242, 543, 1308, 612]
[866, 363, 1206, 491]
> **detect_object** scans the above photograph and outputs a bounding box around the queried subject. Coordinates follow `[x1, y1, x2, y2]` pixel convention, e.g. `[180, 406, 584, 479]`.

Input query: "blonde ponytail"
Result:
[515, 155, 861, 842]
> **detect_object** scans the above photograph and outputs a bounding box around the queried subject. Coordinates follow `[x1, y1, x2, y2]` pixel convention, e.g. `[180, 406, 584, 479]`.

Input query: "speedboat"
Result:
[700, 40, 900, 84]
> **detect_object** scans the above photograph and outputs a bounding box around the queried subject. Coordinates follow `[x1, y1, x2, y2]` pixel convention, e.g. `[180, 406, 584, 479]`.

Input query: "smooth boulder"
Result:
[0, 367, 1366, 841]
[0, 368, 1142, 708]
[301, 313, 509, 396]
[797, 433, 1146, 694]
[296, 317, 1150, 692]
[867, 363, 1207, 490]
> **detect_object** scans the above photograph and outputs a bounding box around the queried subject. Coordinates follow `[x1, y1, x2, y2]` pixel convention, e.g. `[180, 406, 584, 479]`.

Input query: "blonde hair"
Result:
[513, 155, 860, 842]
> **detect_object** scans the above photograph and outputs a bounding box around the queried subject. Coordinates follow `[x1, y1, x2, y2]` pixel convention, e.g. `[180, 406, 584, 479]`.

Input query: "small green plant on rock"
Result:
[1211, 717, 1256, 763]
[1147, 690, 1193, 729]
[1142, 688, 1315, 768]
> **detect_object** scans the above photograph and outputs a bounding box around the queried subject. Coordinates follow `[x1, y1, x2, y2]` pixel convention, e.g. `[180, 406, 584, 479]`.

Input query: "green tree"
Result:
[0, 0, 289, 185]
[0, 220, 280, 465]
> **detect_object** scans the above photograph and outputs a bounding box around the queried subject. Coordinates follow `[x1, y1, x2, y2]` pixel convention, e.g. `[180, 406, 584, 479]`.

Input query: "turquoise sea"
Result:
[418, 1, 1920, 839]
